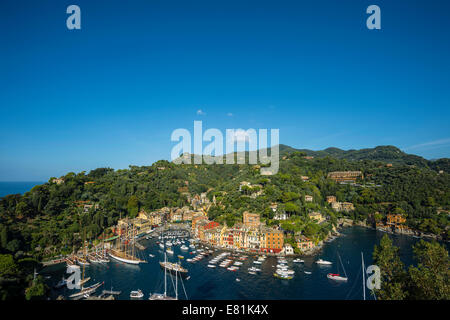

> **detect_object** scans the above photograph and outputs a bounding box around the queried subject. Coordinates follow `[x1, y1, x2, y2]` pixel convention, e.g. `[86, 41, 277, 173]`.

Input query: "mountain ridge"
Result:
[278, 144, 449, 171]
[174, 144, 449, 172]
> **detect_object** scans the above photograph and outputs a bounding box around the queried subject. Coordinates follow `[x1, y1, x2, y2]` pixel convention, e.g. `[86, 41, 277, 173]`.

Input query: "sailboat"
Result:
[149, 253, 177, 300]
[69, 281, 104, 299]
[77, 229, 91, 287]
[69, 228, 103, 299]
[109, 221, 146, 264]
[327, 252, 348, 281]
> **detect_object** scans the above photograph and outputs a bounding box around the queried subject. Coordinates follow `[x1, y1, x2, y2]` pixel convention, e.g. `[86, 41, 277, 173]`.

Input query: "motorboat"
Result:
[316, 259, 332, 265]
[130, 289, 144, 298]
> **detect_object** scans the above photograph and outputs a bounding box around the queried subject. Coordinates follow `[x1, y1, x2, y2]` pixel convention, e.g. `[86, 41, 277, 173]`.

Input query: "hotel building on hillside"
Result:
[327, 171, 363, 183]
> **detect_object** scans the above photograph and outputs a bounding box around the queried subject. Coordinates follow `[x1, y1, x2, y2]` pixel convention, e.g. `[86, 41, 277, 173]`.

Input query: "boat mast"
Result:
[132, 223, 135, 258]
[164, 253, 167, 297]
[175, 268, 178, 300]
[361, 252, 366, 301]
[82, 227, 86, 288]
[338, 252, 347, 278]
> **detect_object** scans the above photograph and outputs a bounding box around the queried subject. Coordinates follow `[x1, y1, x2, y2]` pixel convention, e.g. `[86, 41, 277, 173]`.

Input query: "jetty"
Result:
[42, 257, 67, 267]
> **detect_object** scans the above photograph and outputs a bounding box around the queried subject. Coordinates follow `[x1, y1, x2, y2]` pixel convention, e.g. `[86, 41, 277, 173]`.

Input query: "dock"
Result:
[42, 257, 67, 267]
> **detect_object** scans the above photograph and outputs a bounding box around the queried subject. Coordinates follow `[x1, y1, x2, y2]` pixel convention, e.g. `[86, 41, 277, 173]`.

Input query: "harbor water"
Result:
[43, 226, 424, 300]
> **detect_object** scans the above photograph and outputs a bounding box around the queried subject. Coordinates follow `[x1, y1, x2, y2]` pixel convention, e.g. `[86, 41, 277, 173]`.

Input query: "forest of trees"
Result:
[372, 234, 449, 299]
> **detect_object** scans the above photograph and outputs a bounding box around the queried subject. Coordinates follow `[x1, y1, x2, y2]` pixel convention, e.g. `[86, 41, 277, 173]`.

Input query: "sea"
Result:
[0, 181, 45, 198]
[42, 226, 428, 300]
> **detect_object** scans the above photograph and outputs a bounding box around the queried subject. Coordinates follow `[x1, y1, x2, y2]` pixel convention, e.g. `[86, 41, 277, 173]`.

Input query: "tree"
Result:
[0, 254, 19, 278]
[127, 195, 139, 218]
[372, 234, 408, 300]
[408, 240, 450, 300]
[285, 202, 300, 215]
[0, 226, 7, 249]
[25, 277, 47, 300]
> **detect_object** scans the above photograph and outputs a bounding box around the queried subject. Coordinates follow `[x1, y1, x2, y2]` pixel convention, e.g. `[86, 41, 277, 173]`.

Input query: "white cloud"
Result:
[404, 138, 450, 151]
[196, 109, 206, 115]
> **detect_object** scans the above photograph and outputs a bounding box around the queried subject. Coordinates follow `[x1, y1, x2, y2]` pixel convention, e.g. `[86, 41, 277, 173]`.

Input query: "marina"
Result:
[43, 226, 428, 300]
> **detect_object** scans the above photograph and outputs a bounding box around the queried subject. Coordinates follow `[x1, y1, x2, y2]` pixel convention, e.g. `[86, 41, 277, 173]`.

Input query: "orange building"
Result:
[386, 213, 406, 225]
[296, 235, 314, 250]
[191, 214, 207, 234]
[260, 228, 284, 253]
[243, 211, 260, 228]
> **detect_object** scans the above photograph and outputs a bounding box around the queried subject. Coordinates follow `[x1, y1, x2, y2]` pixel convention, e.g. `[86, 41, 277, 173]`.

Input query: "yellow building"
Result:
[308, 212, 325, 224]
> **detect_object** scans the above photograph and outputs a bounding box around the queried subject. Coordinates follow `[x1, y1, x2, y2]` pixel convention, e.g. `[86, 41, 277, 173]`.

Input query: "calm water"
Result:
[43, 227, 427, 300]
[0, 181, 44, 197]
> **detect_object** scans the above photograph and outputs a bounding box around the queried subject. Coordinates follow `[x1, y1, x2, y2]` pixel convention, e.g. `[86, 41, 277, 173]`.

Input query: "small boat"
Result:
[159, 243, 164, 249]
[274, 272, 293, 280]
[89, 257, 102, 263]
[149, 254, 155, 258]
[180, 245, 188, 251]
[77, 258, 90, 266]
[178, 255, 184, 259]
[327, 273, 348, 281]
[316, 259, 332, 265]
[304, 271, 312, 274]
[293, 258, 304, 263]
[166, 248, 174, 255]
[236, 278, 241, 282]
[248, 267, 261, 272]
[54, 276, 67, 289]
[130, 289, 144, 298]
[207, 264, 216, 268]
[327, 252, 348, 282]
[248, 271, 257, 275]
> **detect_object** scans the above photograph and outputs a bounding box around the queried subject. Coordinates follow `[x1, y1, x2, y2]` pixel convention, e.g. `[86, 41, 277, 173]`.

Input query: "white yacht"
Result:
[130, 289, 144, 299]
[316, 259, 332, 265]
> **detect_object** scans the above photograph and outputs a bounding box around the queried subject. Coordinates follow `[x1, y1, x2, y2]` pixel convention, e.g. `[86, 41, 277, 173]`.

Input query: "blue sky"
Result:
[0, 0, 449, 181]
